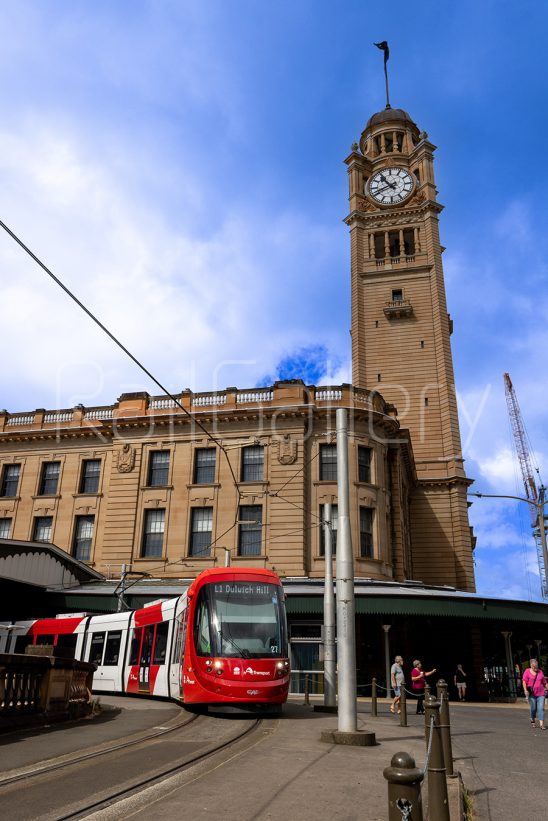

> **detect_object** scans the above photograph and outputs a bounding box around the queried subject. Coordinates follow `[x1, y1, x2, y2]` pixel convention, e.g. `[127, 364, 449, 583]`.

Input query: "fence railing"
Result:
[0, 653, 95, 719]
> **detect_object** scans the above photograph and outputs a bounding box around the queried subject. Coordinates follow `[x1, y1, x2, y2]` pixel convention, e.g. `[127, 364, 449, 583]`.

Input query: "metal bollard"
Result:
[371, 677, 378, 717]
[424, 681, 431, 697]
[424, 694, 450, 821]
[304, 673, 310, 706]
[400, 684, 408, 727]
[436, 679, 455, 777]
[383, 751, 424, 821]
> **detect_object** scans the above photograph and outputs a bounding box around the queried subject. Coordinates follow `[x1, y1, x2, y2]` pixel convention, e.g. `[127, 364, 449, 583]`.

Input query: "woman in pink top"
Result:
[522, 658, 547, 730]
[411, 660, 436, 715]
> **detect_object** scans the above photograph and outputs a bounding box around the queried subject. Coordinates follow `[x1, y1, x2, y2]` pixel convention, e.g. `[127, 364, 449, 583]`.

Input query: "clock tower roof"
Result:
[366, 106, 416, 130]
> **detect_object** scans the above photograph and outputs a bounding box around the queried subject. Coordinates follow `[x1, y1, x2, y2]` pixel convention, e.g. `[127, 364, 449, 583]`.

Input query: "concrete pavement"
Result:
[1, 695, 543, 820]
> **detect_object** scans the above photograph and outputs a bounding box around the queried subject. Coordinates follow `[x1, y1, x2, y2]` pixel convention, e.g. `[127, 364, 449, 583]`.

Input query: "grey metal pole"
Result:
[323, 502, 337, 707]
[382, 624, 391, 699]
[117, 563, 127, 613]
[335, 408, 357, 733]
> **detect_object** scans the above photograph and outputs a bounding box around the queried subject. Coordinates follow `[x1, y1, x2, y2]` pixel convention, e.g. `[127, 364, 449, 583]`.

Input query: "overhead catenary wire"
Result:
[0, 218, 242, 499]
[1, 218, 348, 569]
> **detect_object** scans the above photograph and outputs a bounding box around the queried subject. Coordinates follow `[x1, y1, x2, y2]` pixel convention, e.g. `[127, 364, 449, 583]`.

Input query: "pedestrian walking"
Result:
[454, 663, 467, 701]
[411, 659, 436, 714]
[522, 658, 548, 730]
[390, 655, 404, 714]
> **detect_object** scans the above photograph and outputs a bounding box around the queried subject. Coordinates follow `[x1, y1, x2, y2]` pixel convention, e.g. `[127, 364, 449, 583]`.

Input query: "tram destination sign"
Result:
[214, 583, 273, 596]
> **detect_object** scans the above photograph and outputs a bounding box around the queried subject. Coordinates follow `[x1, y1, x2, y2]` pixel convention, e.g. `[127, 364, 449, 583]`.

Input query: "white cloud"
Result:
[0, 121, 345, 411]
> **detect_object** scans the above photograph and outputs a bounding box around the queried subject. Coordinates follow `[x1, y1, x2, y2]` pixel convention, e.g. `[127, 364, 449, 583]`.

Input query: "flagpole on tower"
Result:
[374, 41, 391, 109]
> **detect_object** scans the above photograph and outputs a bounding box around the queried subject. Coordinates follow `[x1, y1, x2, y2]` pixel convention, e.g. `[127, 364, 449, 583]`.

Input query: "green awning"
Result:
[286, 595, 548, 623]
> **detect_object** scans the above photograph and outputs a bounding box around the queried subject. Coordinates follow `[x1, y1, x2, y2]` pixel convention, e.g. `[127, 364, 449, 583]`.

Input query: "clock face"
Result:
[368, 167, 414, 205]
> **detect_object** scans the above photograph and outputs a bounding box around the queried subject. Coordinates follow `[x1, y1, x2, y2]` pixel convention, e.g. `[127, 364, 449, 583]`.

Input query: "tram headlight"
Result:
[214, 659, 223, 675]
[276, 661, 288, 677]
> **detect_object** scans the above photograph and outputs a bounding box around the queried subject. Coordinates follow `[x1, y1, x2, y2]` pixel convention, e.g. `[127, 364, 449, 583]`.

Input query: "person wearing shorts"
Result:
[454, 664, 467, 701]
[390, 655, 404, 714]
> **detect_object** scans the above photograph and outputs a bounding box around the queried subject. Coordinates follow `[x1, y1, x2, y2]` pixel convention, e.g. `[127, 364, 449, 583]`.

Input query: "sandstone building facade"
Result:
[0, 104, 475, 593]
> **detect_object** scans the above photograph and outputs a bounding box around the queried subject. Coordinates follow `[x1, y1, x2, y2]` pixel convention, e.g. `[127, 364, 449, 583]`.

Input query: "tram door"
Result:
[137, 625, 154, 693]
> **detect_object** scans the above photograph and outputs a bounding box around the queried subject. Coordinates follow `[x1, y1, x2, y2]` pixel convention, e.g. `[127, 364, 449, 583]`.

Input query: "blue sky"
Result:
[1, 1, 547, 601]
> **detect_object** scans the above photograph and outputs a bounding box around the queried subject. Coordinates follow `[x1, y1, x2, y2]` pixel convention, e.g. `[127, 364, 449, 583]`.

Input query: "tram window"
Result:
[57, 634, 78, 656]
[153, 622, 169, 665]
[173, 616, 186, 665]
[103, 631, 122, 666]
[35, 634, 55, 646]
[14, 635, 33, 654]
[129, 628, 143, 666]
[88, 632, 106, 665]
[195, 595, 212, 656]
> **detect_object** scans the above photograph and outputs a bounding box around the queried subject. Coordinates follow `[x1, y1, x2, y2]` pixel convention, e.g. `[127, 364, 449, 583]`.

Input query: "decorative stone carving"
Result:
[277, 434, 298, 465]
[356, 197, 376, 213]
[117, 443, 135, 473]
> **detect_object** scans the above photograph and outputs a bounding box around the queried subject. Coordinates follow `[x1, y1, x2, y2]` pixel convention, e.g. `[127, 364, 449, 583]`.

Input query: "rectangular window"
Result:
[129, 628, 142, 666]
[57, 634, 78, 656]
[141, 509, 165, 557]
[104, 631, 122, 666]
[14, 635, 33, 654]
[33, 516, 53, 543]
[194, 448, 216, 484]
[147, 451, 170, 487]
[319, 444, 337, 481]
[0, 518, 12, 539]
[189, 507, 213, 557]
[1, 464, 20, 497]
[79, 459, 101, 494]
[360, 507, 374, 558]
[358, 446, 372, 483]
[88, 632, 105, 665]
[39, 461, 61, 495]
[319, 505, 338, 557]
[153, 622, 169, 665]
[73, 515, 95, 561]
[238, 505, 262, 556]
[241, 445, 264, 482]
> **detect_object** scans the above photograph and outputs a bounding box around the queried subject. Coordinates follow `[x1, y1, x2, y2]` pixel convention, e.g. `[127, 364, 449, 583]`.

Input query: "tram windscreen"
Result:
[194, 581, 287, 659]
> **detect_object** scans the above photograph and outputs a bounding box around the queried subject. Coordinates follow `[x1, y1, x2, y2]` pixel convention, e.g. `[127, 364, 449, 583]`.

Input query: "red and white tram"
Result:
[0, 567, 290, 707]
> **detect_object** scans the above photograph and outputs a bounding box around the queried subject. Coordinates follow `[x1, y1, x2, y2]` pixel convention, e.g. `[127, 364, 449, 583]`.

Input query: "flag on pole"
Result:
[374, 41, 389, 65]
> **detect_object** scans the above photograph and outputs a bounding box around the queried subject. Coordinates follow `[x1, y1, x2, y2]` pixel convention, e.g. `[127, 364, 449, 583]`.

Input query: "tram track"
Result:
[55, 715, 264, 821]
[0, 704, 198, 788]
[0, 705, 268, 821]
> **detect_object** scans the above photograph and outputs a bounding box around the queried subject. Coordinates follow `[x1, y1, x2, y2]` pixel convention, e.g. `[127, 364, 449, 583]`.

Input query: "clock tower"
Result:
[345, 106, 475, 591]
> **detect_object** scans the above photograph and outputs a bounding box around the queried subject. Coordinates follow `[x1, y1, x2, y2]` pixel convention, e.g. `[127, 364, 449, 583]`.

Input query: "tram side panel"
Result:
[84, 612, 132, 693]
[124, 599, 177, 698]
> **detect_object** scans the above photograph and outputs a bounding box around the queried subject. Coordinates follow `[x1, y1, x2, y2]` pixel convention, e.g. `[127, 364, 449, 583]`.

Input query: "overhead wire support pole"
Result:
[322, 503, 336, 708]
[335, 408, 357, 733]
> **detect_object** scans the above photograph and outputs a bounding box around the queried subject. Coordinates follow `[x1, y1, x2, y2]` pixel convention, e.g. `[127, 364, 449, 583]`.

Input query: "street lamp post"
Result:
[469, 490, 548, 594]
